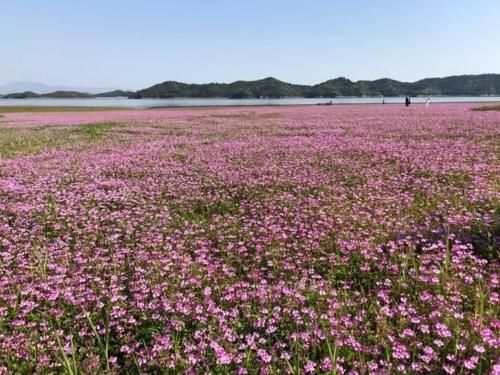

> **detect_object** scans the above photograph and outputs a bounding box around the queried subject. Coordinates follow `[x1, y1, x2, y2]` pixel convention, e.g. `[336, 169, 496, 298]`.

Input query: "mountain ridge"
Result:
[131, 74, 500, 98]
[2, 91, 93, 99]
[0, 81, 119, 95]
[1, 74, 500, 99]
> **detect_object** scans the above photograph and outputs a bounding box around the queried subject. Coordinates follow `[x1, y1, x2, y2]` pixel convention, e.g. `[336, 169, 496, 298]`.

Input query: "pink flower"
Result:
[442, 364, 455, 374]
[435, 323, 452, 338]
[210, 342, 232, 365]
[464, 356, 478, 370]
[473, 344, 485, 353]
[257, 349, 272, 363]
[419, 291, 433, 301]
[392, 342, 410, 360]
[304, 360, 316, 373]
[321, 357, 333, 371]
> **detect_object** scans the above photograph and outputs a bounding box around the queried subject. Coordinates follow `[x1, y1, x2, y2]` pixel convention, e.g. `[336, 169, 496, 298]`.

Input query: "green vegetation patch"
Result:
[472, 104, 500, 111]
[0, 122, 120, 159]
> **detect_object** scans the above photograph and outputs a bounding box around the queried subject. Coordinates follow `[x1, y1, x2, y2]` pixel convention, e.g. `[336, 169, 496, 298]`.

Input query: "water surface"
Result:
[1, 96, 500, 108]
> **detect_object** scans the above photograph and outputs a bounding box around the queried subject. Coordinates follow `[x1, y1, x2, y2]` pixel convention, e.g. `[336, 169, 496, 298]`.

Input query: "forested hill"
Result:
[131, 74, 500, 98]
[129, 77, 309, 99]
[2, 74, 499, 99]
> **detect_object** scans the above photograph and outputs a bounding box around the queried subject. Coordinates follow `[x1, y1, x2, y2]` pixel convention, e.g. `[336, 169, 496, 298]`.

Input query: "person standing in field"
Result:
[405, 96, 410, 107]
[426, 96, 430, 106]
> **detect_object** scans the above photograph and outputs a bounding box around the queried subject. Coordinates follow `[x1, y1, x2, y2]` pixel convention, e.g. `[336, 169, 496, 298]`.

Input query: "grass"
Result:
[0, 122, 120, 158]
[0, 106, 125, 113]
[472, 104, 500, 111]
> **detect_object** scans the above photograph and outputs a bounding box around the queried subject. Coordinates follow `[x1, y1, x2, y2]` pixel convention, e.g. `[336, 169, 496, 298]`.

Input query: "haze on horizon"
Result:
[1, 0, 499, 91]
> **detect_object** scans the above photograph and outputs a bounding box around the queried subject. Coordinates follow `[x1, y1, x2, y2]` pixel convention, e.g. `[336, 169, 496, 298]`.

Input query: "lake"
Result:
[1, 96, 500, 108]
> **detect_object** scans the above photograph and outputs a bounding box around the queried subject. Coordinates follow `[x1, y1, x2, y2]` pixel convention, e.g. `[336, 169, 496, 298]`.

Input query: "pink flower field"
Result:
[0, 104, 499, 374]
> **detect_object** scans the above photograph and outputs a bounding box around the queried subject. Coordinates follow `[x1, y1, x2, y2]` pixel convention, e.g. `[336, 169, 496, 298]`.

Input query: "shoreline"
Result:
[1, 100, 500, 113]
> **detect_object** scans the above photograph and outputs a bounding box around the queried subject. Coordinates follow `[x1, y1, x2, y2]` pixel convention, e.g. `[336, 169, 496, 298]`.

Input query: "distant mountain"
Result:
[129, 77, 300, 98]
[0, 81, 118, 95]
[4, 90, 133, 99]
[41, 91, 94, 98]
[409, 74, 500, 96]
[2, 74, 499, 100]
[130, 77, 309, 99]
[2, 91, 41, 99]
[2, 90, 94, 99]
[94, 90, 135, 98]
[132, 74, 500, 98]
[225, 77, 308, 99]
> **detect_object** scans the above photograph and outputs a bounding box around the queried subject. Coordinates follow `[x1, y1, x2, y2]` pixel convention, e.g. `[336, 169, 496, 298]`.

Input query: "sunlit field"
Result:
[0, 104, 498, 374]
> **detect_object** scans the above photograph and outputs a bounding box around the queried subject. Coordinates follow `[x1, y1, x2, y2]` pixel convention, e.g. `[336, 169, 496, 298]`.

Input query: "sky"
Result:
[1, 0, 500, 90]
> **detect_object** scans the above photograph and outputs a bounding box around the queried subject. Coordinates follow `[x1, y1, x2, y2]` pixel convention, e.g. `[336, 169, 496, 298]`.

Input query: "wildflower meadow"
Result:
[0, 104, 498, 374]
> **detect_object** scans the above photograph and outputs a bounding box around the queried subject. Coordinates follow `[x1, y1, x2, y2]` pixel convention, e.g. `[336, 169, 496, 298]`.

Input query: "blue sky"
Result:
[1, 0, 499, 89]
